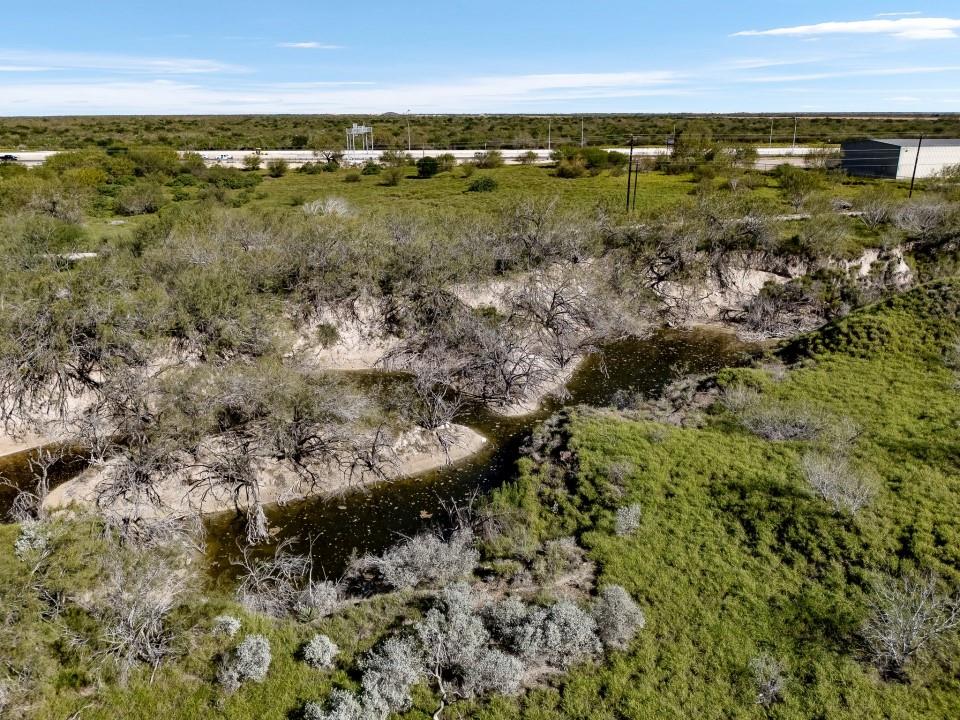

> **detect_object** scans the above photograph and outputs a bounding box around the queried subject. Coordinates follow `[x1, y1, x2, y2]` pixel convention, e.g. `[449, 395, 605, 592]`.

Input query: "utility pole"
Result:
[626, 136, 635, 212]
[909, 135, 923, 198]
[792, 117, 798, 150]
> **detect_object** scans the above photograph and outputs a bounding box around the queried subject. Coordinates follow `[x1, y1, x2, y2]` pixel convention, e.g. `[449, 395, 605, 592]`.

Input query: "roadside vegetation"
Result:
[2, 113, 959, 151]
[0, 122, 959, 718]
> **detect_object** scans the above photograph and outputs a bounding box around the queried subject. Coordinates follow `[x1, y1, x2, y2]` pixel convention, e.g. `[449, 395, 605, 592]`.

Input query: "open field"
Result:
[0, 125, 958, 719]
[1, 113, 959, 152]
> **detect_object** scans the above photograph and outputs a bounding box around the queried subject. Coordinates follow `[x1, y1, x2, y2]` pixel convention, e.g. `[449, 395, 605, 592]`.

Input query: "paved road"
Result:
[1, 146, 824, 169]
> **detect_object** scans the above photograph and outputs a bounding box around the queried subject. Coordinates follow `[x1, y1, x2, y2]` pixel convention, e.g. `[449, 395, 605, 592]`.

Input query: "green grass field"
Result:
[247, 165, 701, 216]
[482, 280, 960, 719]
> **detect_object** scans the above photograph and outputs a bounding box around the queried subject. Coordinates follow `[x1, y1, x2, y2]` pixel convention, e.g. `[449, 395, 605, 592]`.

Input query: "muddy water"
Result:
[204, 328, 758, 582]
[0, 446, 87, 515]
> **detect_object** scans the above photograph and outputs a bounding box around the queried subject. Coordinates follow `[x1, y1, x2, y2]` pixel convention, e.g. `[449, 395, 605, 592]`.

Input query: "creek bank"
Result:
[44, 423, 486, 519]
[0, 434, 50, 459]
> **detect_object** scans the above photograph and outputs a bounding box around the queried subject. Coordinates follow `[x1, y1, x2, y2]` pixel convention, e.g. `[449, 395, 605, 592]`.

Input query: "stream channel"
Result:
[0, 328, 759, 583]
[201, 327, 759, 583]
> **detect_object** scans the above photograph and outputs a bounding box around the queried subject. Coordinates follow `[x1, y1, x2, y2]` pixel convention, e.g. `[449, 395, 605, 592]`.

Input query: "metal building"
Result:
[841, 138, 960, 180]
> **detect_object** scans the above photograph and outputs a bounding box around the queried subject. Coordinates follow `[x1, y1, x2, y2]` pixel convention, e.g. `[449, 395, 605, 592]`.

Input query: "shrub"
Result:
[615, 504, 642, 536]
[303, 634, 339, 669]
[416, 156, 440, 178]
[93, 554, 185, 681]
[800, 451, 875, 515]
[242, 155, 262, 171]
[518, 150, 539, 165]
[298, 161, 322, 174]
[14, 521, 50, 561]
[356, 529, 478, 590]
[893, 202, 949, 240]
[116, 181, 166, 215]
[749, 654, 786, 708]
[381, 166, 404, 186]
[556, 159, 586, 179]
[344, 171, 361, 183]
[473, 150, 503, 168]
[316, 323, 340, 348]
[484, 596, 529, 647]
[862, 572, 960, 675]
[303, 689, 364, 720]
[381, 149, 414, 167]
[775, 165, 823, 211]
[857, 187, 897, 229]
[303, 197, 352, 217]
[531, 536, 584, 583]
[461, 163, 476, 178]
[205, 166, 262, 188]
[516, 601, 601, 667]
[468, 175, 497, 193]
[461, 648, 524, 697]
[605, 461, 635, 487]
[236, 544, 343, 618]
[725, 388, 827, 441]
[212, 615, 241, 638]
[607, 150, 628, 168]
[436, 153, 457, 172]
[591, 585, 645, 649]
[415, 584, 489, 671]
[266, 158, 288, 177]
[218, 634, 271, 690]
[127, 146, 180, 177]
[361, 161, 381, 175]
[797, 213, 849, 261]
[580, 147, 612, 169]
[294, 580, 344, 619]
[360, 636, 424, 715]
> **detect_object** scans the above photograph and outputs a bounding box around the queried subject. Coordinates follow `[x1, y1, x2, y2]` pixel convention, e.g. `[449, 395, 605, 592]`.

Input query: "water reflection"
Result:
[0, 446, 87, 516]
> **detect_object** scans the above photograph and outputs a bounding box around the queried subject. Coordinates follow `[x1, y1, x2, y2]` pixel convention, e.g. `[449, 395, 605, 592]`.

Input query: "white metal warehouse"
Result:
[841, 138, 960, 180]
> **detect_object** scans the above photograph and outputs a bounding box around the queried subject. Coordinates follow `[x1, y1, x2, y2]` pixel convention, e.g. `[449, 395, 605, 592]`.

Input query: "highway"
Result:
[1, 146, 824, 169]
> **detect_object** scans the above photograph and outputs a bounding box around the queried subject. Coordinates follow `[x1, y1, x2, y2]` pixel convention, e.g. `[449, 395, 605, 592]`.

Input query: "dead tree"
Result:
[2, 445, 67, 521]
[862, 572, 960, 676]
[193, 434, 268, 544]
[0, 295, 145, 433]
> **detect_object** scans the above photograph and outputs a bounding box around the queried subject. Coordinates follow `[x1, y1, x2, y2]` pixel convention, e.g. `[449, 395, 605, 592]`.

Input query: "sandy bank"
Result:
[0, 434, 51, 459]
[44, 423, 486, 520]
[494, 360, 582, 417]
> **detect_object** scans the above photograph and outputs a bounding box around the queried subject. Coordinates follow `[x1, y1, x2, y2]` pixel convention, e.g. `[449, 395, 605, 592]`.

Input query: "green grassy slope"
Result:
[483, 280, 960, 719]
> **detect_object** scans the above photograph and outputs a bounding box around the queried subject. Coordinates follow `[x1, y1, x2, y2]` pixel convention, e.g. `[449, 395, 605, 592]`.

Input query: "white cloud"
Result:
[733, 17, 960, 41]
[277, 42, 341, 49]
[741, 65, 960, 83]
[720, 56, 826, 70]
[875, 12, 922, 18]
[0, 49, 243, 74]
[0, 71, 684, 114]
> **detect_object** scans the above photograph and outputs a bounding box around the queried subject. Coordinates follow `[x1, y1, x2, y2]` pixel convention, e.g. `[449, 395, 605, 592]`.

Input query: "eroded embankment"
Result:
[17, 245, 910, 524]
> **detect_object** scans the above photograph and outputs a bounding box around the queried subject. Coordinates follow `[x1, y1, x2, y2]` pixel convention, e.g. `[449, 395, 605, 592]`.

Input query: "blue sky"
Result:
[2, 1, 960, 114]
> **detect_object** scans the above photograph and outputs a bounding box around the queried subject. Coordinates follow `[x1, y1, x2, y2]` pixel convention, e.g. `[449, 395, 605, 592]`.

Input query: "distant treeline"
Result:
[1, 113, 958, 151]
